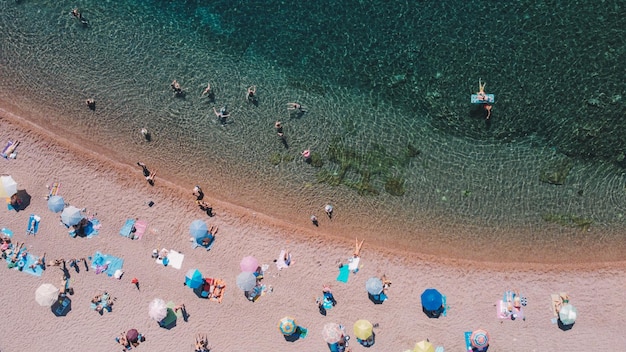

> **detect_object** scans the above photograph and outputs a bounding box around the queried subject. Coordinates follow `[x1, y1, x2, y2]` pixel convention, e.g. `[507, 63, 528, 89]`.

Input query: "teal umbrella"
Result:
[185, 269, 204, 289]
[559, 304, 577, 325]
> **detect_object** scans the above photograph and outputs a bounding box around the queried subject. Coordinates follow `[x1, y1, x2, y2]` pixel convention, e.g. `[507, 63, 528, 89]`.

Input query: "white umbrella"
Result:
[61, 206, 83, 227]
[559, 304, 577, 325]
[0, 175, 18, 198]
[35, 283, 60, 307]
[366, 277, 383, 295]
[322, 322, 344, 344]
[148, 298, 168, 322]
[236, 271, 257, 291]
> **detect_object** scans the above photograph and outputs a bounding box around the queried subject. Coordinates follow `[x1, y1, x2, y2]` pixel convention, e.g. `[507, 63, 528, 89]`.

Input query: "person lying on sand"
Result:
[47, 258, 65, 267]
[146, 169, 157, 186]
[354, 237, 364, 257]
[29, 252, 46, 270]
[195, 333, 210, 352]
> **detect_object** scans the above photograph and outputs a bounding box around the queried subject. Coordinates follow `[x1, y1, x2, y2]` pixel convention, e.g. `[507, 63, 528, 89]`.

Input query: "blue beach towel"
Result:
[191, 235, 215, 251]
[90, 251, 124, 277]
[26, 214, 40, 235]
[336, 265, 350, 283]
[85, 218, 100, 238]
[442, 295, 448, 317]
[119, 219, 135, 238]
[23, 254, 44, 277]
[464, 331, 472, 351]
[1, 228, 13, 237]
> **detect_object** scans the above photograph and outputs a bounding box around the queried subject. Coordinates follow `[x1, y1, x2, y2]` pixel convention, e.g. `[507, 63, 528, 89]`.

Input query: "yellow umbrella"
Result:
[414, 340, 435, 352]
[353, 319, 373, 340]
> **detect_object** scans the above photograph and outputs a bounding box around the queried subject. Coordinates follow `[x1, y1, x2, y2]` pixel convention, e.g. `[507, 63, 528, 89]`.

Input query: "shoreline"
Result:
[1, 108, 625, 351]
[2, 106, 625, 271]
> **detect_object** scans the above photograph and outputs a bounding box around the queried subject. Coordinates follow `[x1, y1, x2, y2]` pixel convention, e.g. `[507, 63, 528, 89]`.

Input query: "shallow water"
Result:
[1, 0, 625, 263]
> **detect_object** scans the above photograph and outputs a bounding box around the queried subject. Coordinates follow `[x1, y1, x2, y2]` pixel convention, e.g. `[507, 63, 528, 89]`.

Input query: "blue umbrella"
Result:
[365, 277, 383, 295]
[189, 220, 208, 240]
[421, 288, 443, 311]
[236, 271, 257, 291]
[48, 196, 65, 213]
[185, 269, 204, 289]
[61, 206, 83, 227]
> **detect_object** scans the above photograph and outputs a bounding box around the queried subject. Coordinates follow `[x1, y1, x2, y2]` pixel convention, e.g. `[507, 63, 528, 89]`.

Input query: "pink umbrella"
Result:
[322, 323, 344, 344]
[240, 256, 259, 272]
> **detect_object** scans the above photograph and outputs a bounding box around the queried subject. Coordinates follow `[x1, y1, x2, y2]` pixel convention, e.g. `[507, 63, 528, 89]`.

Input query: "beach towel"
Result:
[464, 331, 472, 351]
[85, 218, 101, 238]
[191, 236, 215, 251]
[442, 295, 448, 317]
[119, 219, 135, 238]
[275, 250, 291, 270]
[336, 264, 350, 283]
[1, 140, 18, 159]
[48, 182, 60, 198]
[1, 141, 13, 158]
[90, 252, 124, 277]
[347, 257, 361, 273]
[156, 250, 184, 269]
[133, 220, 147, 240]
[1, 228, 13, 238]
[22, 254, 44, 277]
[26, 214, 41, 235]
[7, 198, 14, 211]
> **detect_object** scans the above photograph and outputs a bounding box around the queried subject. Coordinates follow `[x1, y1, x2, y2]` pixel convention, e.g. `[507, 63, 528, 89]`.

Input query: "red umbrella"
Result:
[126, 329, 139, 343]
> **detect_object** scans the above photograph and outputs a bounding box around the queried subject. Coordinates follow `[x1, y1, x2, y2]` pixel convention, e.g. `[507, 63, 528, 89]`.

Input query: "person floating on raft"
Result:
[471, 78, 494, 120]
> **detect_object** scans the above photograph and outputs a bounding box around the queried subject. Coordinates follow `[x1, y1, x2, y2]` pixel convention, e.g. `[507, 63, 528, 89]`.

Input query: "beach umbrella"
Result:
[413, 340, 435, 352]
[189, 220, 208, 239]
[240, 256, 259, 272]
[47, 195, 65, 213]
[353, 319, 373, 340]
[35, 283, 60, 307]
[321, 323, 344, 344]
[61, 206, 83, 227]
[365, 277, 383, 295]
[185, 269, 204, 289]
[126, 329, 139, 343]
[421, 288, 443, 312]
[148, 298, 168, 322]
[559, 304, 578, 325]
[0, 175, 18, 198]
[236, 271, 257, 291]
[470, 329, 490, 350]
[278, 316, 297, 336]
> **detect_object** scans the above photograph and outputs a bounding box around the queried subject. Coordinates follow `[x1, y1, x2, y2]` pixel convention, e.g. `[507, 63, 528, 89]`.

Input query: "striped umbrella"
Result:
[470, 329, 490, 350]
[278, 316, 297, 336]
[321, 323, 344, 344]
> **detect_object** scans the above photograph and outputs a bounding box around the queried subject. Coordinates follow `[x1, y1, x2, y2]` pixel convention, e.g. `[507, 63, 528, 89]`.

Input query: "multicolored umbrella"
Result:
[353, 319, 373, 340]
[236, 271, 257, 291]
[189, 220, 208, 239]
[321, 323, 344, 344]
[413, 340, 435, 352]
[559, 304, 577, 325]
[240, 256, 259, 272]
[421, 288, 443, 311]
[35, 283, 59, 307]
[365, 277, 383, 295]
[278, 316, 297, 336]
[0, 175, 18, 198]
[470, 329, 490, 350]
[185, 269, 204, 289]
[47, 195, 65, 213]
[61, 206, 83, 227]
[148, 298, 168, 322]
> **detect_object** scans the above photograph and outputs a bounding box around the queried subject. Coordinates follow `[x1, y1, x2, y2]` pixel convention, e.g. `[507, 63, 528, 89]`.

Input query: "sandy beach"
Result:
[1, 112, 625, 351]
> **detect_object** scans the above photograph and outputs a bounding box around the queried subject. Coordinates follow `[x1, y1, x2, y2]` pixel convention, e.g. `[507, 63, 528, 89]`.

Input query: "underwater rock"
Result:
[539, 159, 573, 185]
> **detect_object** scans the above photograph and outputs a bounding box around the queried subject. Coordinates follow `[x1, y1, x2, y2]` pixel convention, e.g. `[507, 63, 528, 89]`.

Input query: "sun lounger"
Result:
[551, 293, 569, 322]
[1, 141, 13, 158]
[26, 214, 41, 235]
[119, 219, 135, 238]
[347, 257, 361, 273]
[1, 140, 18, 159]
[275, 250, 291, 270]
[46, 182, 60, 200]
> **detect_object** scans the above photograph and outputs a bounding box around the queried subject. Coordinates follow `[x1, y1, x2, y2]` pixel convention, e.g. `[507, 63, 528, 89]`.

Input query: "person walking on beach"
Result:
[193, 185, 204, 200]
[325, 204, 334, 218]
[137, 162, 150, 177]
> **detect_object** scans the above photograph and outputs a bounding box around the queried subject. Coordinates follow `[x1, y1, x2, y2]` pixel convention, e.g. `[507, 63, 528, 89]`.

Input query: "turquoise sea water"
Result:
[1, 0, 624, 263]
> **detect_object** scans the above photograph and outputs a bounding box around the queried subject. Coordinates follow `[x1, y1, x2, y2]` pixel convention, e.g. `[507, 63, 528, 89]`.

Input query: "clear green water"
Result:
[1, 0, 624, 262]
